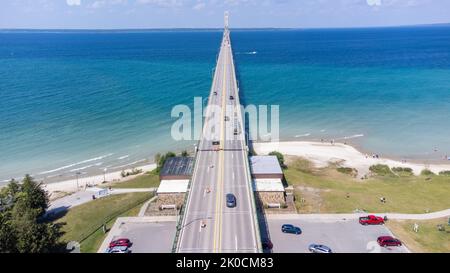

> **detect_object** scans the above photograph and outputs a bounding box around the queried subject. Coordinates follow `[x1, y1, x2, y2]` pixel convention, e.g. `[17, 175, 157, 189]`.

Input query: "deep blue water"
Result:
[1, 27, 450, 183]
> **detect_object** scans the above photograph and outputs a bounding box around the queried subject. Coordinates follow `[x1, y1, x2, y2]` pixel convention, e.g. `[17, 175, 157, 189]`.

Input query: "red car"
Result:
[377, 236, 402, 247]
[359, 215, 385, 225]
[109, 238, 132, 248]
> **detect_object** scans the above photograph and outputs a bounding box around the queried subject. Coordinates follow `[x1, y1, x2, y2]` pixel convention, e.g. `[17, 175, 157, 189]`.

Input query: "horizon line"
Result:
[1, 22, 450, 32]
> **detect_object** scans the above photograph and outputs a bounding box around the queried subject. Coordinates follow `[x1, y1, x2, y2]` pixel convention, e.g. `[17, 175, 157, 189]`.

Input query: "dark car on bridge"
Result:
[226, 193, 236, 208]
[281, 224, 302, 235]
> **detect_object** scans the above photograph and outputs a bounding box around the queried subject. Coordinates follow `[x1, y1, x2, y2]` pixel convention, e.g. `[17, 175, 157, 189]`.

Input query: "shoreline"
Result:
[41, 164, 157, 194]
[3, 140, 449, 195]
[252, 141, 450, 177]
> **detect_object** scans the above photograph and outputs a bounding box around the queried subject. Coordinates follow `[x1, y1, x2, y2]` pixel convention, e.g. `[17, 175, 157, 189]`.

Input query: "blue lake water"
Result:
[1, 27, 450, 183]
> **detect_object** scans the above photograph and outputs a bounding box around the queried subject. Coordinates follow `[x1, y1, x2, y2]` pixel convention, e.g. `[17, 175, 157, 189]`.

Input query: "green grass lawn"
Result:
[55, 192, 152, 253]
[104, 171, 160, 189]
[285, 157, 450, 214]
[387, 218, 450, 253]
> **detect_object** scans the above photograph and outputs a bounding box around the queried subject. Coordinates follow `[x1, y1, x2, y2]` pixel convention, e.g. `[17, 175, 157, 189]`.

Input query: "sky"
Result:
[1, 0, 450, 29]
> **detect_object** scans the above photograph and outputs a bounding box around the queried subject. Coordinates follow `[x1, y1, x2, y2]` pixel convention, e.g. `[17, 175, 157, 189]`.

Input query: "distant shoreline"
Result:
[1, 23, 450, 33]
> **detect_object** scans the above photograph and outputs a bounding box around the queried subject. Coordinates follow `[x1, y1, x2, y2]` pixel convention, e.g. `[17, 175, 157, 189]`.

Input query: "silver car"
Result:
[308, 244, 332, 253]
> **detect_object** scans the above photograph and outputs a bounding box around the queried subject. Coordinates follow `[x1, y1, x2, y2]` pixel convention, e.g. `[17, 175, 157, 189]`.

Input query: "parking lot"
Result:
[98, 217, 177, 253]
[267, 218, 410, 253]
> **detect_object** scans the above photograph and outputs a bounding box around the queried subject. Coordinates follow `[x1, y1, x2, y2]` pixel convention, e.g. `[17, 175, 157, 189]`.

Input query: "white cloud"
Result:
[366, 0, 381, 6]
[193, 1, 206, 10]
[137, 0, 183, 8]
[66, 0, 81, 6]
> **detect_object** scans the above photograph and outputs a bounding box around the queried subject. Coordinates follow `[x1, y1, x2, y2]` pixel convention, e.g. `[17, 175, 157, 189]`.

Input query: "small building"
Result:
[249, 156, 284, 179]
[252, 178, 286, 207]
[159, 157, 194, 180]
[156, 180, 189, 209]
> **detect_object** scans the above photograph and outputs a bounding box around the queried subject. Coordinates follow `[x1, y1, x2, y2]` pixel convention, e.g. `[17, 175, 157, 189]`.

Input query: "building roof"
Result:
[252, 179, 285, 192]
[157, 180, 189, 194]
[160, 157, 194, 177]
[249, 156, 283, 175]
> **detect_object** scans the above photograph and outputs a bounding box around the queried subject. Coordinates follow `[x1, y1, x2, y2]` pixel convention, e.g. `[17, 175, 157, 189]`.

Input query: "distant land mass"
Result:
[1, 23, 449, 32]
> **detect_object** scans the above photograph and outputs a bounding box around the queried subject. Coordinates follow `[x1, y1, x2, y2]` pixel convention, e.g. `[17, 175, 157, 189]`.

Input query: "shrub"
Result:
[369, 164, 392, 176]
[269, 151, 286, 169]
[439, 170, 450, 176]
[337, 167, 358, 176]
[421, 169, 435, 176]
[120, 168, 142, 178]
[392, 167, 413, 176]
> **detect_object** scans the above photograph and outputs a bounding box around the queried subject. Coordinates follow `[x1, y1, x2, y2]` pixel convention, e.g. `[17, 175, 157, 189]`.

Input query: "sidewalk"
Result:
[266, 209, 450, 221]
[46, 187, 157, 217]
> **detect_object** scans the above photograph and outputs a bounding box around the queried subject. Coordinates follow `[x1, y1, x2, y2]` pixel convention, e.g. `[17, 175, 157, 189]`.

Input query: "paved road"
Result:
[46, 188, 156, 217]
[268, 219, 410, 253]
[176, 28, 260, 253]
[98, 217, 177, 253]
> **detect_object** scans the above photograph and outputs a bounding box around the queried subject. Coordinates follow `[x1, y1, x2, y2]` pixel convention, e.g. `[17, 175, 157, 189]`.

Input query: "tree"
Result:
[20, 174, 49, 217]
[0, 175, 62, 253]
[155, 151, 177, 173]
[269, 151, 286, 169]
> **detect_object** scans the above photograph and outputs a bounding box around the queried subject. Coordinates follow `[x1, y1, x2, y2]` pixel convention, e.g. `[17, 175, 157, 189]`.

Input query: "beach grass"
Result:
[386, 218, 450, 253]
[55, 192, 152, 253]
[104, 171, 160, 189]
[285, 157, 450, 214]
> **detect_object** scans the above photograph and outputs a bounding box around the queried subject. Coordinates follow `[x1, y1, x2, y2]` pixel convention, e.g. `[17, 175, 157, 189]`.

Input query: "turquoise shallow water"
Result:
[1, 28, 450, 183]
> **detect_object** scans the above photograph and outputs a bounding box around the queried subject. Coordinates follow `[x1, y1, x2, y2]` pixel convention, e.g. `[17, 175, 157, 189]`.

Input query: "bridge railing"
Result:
[229, 36, 263, 253]
[171, 41, 222, 253]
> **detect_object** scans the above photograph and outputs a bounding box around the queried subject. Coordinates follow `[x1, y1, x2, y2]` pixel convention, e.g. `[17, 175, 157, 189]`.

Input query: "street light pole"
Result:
[103, 168, 107, 183]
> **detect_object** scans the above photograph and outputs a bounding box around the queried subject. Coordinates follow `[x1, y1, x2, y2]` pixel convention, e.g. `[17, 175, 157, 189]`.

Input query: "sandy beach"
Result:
[253, 141, 450, 177]
[41, 163, 157, 194]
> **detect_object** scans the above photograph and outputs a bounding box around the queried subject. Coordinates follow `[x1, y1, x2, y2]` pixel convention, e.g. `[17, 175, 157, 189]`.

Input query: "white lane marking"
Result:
[235, 235, 238, 251]
[232, 172, 235, 180]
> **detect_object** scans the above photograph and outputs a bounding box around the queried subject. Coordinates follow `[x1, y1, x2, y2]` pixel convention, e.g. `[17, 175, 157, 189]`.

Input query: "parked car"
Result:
[109, 238, 132, 248]
[308, 244, 333, 253]
[359, 215, 385, 225]
[226, 193, 236, 208]
[262, 239, 273, 251]
[281, 224, 302, 235]
[109, 246, 131, 253]
[377, 236, 402, 247]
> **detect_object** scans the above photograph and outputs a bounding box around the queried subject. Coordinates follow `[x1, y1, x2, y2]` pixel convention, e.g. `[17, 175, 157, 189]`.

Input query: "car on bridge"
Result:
[308, 244, 333, 253]
[229, 95, 234, 100]
[377, 236, 402, 247]
[359, 215, 385, 225]
[226, 193, 237, 208]
[281, 224, 302, 235]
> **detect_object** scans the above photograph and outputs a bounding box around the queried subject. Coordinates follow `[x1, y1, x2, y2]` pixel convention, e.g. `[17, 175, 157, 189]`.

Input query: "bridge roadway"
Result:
[176, 28, 261, 253]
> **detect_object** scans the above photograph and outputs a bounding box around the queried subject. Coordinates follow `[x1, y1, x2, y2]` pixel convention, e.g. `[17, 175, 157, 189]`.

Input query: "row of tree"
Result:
[0, 175, 63, 253]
